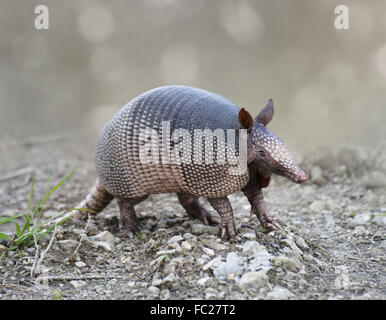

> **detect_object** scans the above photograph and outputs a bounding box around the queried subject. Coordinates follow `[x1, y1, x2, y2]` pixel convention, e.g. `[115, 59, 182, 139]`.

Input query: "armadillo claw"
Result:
[219, 225, 227, 240]
[208, 215, 221, 226]
[122, 226, 143, 239]
[266, 221, 282, 231]
[197, 208, 221, 226]
[73, 211, 93, 222]
[121, 221, 144, 238]
[218, 223, 244, 243]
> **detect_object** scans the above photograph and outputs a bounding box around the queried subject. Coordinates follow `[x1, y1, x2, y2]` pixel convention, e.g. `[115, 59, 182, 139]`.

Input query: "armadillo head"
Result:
[238, 99, 308, 184]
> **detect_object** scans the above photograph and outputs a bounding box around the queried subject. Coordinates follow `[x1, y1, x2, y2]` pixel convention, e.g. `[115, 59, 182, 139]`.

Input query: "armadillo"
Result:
[77, 85, 308, 242]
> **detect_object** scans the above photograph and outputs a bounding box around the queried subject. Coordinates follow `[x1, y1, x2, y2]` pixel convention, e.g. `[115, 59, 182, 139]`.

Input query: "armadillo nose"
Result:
[296, 170, 309, 183]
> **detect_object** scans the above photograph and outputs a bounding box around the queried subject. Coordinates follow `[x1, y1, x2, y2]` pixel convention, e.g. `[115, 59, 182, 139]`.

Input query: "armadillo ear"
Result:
[238, 108, 254, 131]
[255, 99, 274, 126]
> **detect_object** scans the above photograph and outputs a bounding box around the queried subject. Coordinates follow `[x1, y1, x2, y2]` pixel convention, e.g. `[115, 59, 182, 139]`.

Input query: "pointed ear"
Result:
[238, 108, 254, 131]
[255, 99, 274, 126]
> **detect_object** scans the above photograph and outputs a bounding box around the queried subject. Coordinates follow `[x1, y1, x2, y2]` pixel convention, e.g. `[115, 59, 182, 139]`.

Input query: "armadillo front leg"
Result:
[207, 197, 243, 242]
[242, 186, 281, 230]
[116, 196, 147, 237]
[177, 193, 221, 226]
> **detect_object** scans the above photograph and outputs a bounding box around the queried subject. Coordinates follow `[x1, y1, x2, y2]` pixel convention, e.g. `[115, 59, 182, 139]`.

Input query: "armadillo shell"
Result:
[95, 85, 250, 199]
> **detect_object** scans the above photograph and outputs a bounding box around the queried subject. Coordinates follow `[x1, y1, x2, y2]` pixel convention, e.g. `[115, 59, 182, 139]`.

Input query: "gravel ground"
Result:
[0, 131, 385, 300]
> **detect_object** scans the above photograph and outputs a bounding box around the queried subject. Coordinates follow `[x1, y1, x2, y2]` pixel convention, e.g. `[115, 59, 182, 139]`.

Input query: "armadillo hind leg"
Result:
[116, 196, 148, 237]
[177, 193, 221, 226]
[75, 179, 114, 220]
[241, 185, 281, 230]
[207, 197, 243, 243]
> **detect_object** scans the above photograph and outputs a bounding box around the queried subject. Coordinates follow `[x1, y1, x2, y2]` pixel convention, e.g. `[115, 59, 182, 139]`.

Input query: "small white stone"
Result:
[167, 235, 184, 244]
[309, 200, 325, 213]
[163, 273, 178, 285]
[294, 236, 309, 251]
[352, 213, 371, 225]
[152, 279, 163, 287]
[267, 287, 295, 300]
[147, 286, 160, 295]
[181, 241, 192, 251]
[238, 271, 268, 288]
[69, 280, 87, 289]
[202, 247, 215, 256]
[89, 230, 115, 242]
[75, 261, 86, 268]
[353, 226, 367, 236]
[197, 277, 211, 286]
[272, 255, 303, 272]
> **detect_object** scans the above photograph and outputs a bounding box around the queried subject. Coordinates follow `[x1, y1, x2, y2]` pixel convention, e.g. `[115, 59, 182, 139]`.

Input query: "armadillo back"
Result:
[95, 85, 249, 199]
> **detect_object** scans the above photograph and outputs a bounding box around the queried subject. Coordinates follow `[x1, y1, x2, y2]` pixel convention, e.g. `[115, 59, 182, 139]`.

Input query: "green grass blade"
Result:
[15, 223, 22, 238]
[0, 213, 24, 225]
[0, 233, 11, 240]
[29, 177, 34, 214]
[32, 168, 76, 217]
[21, 215, 30, 235]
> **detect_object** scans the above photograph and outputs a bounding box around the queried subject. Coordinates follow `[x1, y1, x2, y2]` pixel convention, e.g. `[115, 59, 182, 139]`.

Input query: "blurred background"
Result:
[1, 0, 386, 155]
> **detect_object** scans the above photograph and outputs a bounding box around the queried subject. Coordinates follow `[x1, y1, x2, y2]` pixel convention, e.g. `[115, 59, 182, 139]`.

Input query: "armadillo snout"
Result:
[294, 169, 308, 183]
[273, 165, 308, 184]
[284, 167, 308, 184]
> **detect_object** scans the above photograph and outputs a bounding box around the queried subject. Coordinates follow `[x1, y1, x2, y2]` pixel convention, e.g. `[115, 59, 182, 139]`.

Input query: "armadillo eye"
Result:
[258, 150, 266, 157]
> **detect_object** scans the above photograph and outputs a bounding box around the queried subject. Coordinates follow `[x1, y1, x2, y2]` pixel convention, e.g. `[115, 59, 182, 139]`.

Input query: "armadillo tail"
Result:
[75, 179, 114, 219]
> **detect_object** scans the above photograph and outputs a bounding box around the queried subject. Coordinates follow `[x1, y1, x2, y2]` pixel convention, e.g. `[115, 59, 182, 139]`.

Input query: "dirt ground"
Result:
[0, 130, 385, 300]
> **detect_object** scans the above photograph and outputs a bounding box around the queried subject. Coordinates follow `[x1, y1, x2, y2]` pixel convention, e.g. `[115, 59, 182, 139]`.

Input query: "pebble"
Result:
[202, 247, 215, 256]
[160, 289, 170, 300]
[152, 278, 163, 287]
[243, 241, 272, 272]
[205, 288, 218, 299]
[191, 224, 219, 236]
[162, 273, 178, 286]
[205, 252, 244, 280]
[163, 261, 176, 274]
[309, 200, 325, 213]
[353, 226, 367, 236]
[197, 277, 211, 286]
[183, 232, 194, 240]
[242, 240, 262, 253]
[204, 240, 227, 251]
[294, 236, 309, 251]
[242, 232, 257, 240]
[238, 271, 268, 288]
[203, 257, 223, 272]
[223, 252, 244, 274]
[58, 240, 79, 251]
[352, 213, 371, 226]
[267, 287, 295, 300]
[70, 280, 87, 289]
[75, 261, 86, 268]
[181, 241, 192, 251]
[272, 255, 303, 272]
[92, 240, 115, 252]
[147, 286, 160, 296]
[89, 231, 115, 242]
[85, 223, 99, 236]
[281, 238, 302, 257]
[167, 235, 184, 244]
